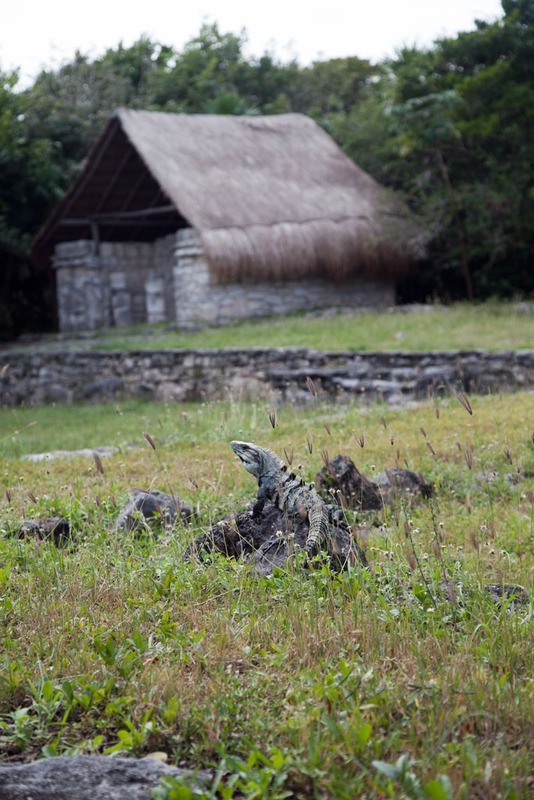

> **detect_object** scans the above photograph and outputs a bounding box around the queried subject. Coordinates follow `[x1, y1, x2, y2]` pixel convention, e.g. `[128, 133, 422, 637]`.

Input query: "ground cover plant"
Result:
[0, 391, 532, 798]
[7, 302, 534, 354]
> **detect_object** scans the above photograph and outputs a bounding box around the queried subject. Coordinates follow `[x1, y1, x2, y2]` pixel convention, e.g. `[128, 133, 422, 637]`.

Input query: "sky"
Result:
[2, 0, 504, 87]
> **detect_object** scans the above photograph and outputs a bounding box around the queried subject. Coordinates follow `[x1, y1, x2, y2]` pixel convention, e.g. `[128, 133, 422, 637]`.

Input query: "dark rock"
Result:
[483, 583, 530, 605]
[185, 501, 368, 576]
[116, 490, 193, 533]
[42, 383, 71, 403]
[80, 377, 124, 401]
[0, 755, 209, 800]
[315, 455, 383, 511]
[439, 580, 529, 607]
[415, 367, 455, 397]
[373, 468, 433, 505]
[16, 517, 71, 546]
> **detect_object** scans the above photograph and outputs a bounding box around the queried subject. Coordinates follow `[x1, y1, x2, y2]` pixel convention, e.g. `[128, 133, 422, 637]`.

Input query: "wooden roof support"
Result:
[92, 146, 135, 215]
[61, 205, 176, 226]
[90, 219, 100, 256]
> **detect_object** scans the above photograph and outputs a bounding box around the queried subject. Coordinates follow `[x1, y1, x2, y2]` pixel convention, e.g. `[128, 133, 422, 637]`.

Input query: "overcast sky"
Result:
[3, 0, 504, 87]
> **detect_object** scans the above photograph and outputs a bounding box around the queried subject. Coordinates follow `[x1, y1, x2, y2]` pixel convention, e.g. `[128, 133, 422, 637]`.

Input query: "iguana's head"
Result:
[230, 440, 279, 479]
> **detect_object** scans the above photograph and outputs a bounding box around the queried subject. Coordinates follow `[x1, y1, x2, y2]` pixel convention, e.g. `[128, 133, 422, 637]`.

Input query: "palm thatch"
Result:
[33, 109, 423, 283]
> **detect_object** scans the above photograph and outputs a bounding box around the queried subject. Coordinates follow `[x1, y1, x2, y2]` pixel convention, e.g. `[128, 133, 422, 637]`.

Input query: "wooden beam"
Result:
[92, 146, 135, 214]
[60, 205, 176, 225]
[90, 219, 100, 256]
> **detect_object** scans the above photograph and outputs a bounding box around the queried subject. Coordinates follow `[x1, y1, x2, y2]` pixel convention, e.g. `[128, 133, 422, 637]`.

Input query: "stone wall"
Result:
[53, 229, 396, 331]
[1, 348, 532, 408]
[172, 230, 395, 326]
[147, 234, 177, 323]
[54, 242, 107, 331]
[53, 240, 154, 330]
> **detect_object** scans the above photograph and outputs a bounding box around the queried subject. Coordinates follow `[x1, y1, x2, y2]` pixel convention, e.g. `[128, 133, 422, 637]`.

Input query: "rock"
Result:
[0, 754, 210, 800]
[315, 456, 433, 511]
[23, 446, 118, 463]
[41, 383, 72, 403]
[315, 455, 383, 511]
[15, 517, 71, 546]
[373, 468, 433, 505]
[116, 490, 193, 533]
[80, 377, 125, 402]
[185, 501, 368, 576]
[483, 583, 530, 605]
[439, 580, 529, 608]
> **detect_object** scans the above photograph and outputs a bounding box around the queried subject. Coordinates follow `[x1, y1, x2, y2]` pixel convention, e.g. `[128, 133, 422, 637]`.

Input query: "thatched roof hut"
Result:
[32, 109, 421, 284]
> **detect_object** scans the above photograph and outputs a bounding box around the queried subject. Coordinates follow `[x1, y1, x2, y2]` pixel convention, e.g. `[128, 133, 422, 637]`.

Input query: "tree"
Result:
[0, 70, 62, 336]
[362, 2, 534, 301]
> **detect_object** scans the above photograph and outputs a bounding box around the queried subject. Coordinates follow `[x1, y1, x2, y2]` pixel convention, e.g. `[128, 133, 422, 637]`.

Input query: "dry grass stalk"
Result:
[456, 391, 473, 415]
[93, 451, 105, 475]
[143, 432, 157, 451]
[283, 447, 294, 466]
[463, 443, 475, 470]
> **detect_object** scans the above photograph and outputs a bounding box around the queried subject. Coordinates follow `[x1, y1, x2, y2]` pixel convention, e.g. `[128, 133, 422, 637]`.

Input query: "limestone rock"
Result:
[16, 516, 71, 546]
[185, 501, 368, 576]
[0, 755, 209, 800]
[116, 490, 193, 533]
[315, 455, 383, 511]
[373, 467, 433, 505]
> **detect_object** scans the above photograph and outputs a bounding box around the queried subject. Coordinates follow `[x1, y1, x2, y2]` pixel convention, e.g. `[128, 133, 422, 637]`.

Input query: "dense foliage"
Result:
[1, 1, 533, 337]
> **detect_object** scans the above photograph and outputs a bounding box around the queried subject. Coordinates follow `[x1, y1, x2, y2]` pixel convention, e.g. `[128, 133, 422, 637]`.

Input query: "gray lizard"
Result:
[230, 440, 331, 558]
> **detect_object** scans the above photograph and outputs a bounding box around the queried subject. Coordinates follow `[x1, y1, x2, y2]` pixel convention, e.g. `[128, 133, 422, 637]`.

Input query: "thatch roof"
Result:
[32, 109, 423, 283]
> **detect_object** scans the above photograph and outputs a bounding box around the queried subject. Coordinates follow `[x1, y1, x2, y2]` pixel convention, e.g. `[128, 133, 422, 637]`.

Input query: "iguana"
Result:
[230, 440, 331, 558]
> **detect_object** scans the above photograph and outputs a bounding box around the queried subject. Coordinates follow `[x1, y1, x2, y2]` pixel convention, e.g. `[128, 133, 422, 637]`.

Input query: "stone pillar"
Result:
[52, 241, 110, 331]
[152, 234, 177, 321]
[173, 228, 215, 325]
[109, 271, 133, 326]
[145, 273, 166, 323]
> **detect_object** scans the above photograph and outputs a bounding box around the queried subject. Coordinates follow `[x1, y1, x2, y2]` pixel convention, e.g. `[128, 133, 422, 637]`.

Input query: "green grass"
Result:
[10, 301, 534, 353]
[0, 393, 533, 798]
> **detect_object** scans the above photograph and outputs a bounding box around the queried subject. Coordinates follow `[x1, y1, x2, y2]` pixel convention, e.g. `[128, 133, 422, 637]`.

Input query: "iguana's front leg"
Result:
[252, 484, 268, 518]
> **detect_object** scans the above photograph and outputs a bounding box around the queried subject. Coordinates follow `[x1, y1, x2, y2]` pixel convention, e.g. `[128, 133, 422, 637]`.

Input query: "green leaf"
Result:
[42, 680, 54, 703]
[372, 759, 400, 780]
[424, 779, 449, 800]
[358, 722, 372, 746]
[163, 695, 180, 725]
[270, 748, 285, 770]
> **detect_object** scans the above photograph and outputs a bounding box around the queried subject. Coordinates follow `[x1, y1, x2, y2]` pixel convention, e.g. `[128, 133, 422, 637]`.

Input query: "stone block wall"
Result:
[172, 230, 395, 326]
[54, 242, 109, 331]
[1, 348, 532, 408]
[53, 228, 396, 332]
[147, 235, 177, 323]
[54, 241, 155, 331]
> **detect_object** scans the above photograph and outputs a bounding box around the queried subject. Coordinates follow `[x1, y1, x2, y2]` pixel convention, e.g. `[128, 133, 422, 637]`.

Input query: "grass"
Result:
[0, 392, 533, 799]
[9, 301, 534, 353]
